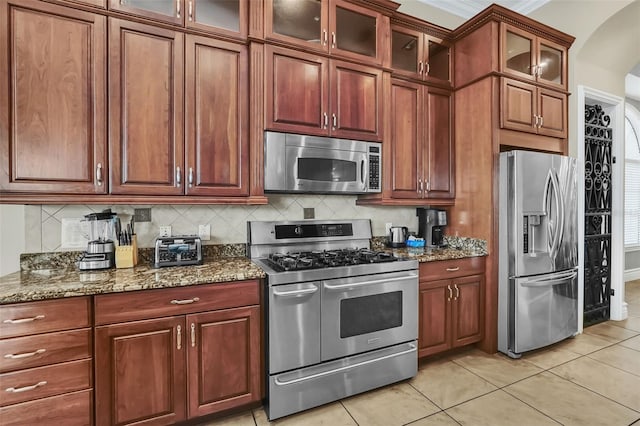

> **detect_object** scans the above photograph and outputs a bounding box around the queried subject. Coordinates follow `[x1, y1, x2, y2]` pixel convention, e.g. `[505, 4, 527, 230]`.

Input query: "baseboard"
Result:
[625, 268, 640, 282]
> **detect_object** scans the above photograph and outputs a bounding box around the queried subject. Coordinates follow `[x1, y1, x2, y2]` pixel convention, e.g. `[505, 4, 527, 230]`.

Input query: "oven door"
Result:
[285, 145, 368, 193]
[321, 270, 418, 361]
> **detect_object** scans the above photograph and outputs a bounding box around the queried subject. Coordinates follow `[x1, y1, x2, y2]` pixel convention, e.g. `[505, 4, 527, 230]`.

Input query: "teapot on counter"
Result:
[387, 226, 408, 248]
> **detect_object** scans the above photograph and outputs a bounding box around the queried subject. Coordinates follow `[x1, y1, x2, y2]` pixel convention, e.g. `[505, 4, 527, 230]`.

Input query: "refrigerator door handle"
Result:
[520, 270, 577, 287]
[552, 171, 565, 255]
[543, 170, 563, 260]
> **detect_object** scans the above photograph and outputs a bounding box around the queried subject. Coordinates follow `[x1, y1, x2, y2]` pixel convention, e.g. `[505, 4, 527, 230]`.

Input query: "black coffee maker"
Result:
[417, 208, 447, 248]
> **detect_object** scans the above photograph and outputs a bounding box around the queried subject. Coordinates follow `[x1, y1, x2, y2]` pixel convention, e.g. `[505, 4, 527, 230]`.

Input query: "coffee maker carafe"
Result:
[78, 209, 117, 270]
[417, 208, 447, 248]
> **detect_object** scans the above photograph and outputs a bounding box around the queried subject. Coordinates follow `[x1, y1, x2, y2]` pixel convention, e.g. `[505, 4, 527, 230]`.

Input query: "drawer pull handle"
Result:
[4, 349, 46, 359]
[191, 323, 196, 347]
[446, 267, 460, 272]
[5, 381, 47, 393]
[454, 284, 460, 300]
[170, 297, 200, 305]
[3, 315, 45, 324]
[177, 325, 182, 350]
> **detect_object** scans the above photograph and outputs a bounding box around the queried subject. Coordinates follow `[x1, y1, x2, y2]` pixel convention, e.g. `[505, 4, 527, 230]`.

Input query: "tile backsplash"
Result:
[25, 195, 426, 252]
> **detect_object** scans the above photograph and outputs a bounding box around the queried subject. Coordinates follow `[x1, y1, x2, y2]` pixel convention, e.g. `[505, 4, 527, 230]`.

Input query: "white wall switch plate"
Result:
[159, 225, 172, 237]
[198, 224, 211, 241]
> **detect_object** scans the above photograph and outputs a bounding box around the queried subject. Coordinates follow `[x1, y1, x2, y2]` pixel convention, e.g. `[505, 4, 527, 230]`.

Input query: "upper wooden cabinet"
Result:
[0, 0, 107, 194]
[391, 26, 452, 86]
[501, 23, 567, 90]
[264, 0, 389, 66]
[501, 77, 567, 139]
[109, 19, 250, 196]
[266, 45, 382, 141]
[108, 0, 247, 39]
[388, 79, 453, 202]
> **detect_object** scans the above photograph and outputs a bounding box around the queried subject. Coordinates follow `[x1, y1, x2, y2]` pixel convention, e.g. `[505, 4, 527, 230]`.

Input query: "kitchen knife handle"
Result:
[176, 166, 181, 187]
[96, 163, 103, 186]
[176, 325, 182, 350]
[188, 167, 194, 187]
[190, 323, 196, 347]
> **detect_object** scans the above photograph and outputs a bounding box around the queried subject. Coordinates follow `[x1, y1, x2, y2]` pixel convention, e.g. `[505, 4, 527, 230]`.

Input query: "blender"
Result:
[78, 209, 117, 270]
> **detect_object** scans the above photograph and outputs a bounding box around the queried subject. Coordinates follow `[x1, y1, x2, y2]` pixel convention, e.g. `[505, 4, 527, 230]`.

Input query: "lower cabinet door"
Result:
[186, 306, 260, 418]
[418, 279, 451, 357]
[451, 274, 484, 348]
[94, 317, 186, 426]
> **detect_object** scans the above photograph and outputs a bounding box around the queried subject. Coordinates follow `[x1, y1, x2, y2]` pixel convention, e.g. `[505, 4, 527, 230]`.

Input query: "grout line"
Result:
[339, 400, 360, 426]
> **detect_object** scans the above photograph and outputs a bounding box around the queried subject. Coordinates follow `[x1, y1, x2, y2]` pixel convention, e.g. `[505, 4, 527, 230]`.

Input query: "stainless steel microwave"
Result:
[264, 132, 381, 194]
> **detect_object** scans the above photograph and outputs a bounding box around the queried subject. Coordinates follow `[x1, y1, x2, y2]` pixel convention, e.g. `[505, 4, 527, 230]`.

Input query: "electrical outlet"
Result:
[198, 224, 211, 241]
[159, 225, 171, 237]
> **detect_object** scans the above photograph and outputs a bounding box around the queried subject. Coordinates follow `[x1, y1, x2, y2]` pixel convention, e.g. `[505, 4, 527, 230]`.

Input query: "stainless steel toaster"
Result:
[154, 235, 203, 268]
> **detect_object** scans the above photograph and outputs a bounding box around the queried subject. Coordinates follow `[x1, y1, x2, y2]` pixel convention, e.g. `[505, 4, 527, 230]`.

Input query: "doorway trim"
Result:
[577, 85, 626, 329]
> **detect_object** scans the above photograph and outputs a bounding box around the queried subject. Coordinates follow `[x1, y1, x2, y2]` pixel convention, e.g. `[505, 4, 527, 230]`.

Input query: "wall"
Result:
[23, 196, 425, 254]
[0, 205, 25, 275]
[626, 96, 640, 276]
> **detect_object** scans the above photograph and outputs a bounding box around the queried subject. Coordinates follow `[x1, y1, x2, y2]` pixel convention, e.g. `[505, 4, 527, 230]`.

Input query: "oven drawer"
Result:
[321, 270, 418, 361]
[269, 283, 321, 374]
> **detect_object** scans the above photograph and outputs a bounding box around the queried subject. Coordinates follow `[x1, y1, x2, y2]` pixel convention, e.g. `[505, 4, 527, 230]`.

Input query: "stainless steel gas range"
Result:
[247, 219, 419, 420]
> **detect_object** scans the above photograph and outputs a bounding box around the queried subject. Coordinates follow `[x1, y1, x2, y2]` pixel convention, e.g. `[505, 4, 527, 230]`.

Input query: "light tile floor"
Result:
[202, 280, 640, 426]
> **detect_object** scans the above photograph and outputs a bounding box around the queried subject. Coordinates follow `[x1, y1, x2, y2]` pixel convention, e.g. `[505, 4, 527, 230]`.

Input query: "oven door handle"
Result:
[324, 275, 415, 291]
[272, 287, 318, 297]
[274, 343, 417, 386]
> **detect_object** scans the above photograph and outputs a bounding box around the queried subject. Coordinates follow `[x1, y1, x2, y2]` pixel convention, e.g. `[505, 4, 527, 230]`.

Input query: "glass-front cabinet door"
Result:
[265, 0, 383, 65]
[426, 37, 451, 84]
[391, 27, 423, 79]
[502, 23, 567, 90]
[109, 0, 185, 25]
[186, 0, 246, 38]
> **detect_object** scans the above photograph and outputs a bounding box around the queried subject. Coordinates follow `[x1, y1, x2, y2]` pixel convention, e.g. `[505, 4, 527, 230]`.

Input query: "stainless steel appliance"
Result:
[387, 226, 408, 248]
[78, 210, 117, 271]
[498, 150, 579, 358]
[263, 131, 381, 194]
[154, 235, 202, 268]
[248, 219, 418, 420]
[417, 208, 447, 248]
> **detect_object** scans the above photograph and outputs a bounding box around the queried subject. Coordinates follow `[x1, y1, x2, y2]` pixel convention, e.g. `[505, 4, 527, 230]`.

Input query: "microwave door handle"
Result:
[360, 159, 367, 190]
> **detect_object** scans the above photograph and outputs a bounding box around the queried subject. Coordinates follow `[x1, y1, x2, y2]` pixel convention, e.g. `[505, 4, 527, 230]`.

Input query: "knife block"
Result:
[115, 235, 138, 268]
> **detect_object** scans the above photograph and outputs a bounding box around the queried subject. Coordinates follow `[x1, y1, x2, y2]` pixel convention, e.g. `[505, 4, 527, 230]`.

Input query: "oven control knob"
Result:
[294, 226, 303, 236]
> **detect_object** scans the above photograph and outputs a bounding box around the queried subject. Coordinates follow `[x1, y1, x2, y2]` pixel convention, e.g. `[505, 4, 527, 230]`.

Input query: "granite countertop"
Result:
[0, 257, 266, 305]
[1, 237, 486, 305]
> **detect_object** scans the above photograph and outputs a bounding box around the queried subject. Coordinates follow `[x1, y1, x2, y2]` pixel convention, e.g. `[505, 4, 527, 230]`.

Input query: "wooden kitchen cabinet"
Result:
[109, 20, 250, 197]
[266, 45, 382, 141]
[501, 78, 567, 138]
[264, 0, 390, 66]
[359, 78, 452, 204]
[94, 281, 261, 425]
[109, 0, 247, 39]
[0, 297, 93, 425]
[501, 23, 567, 90]
[418, 258, 484, 358]
[0, 0, 107, 195]
[391, 25, 452, 86]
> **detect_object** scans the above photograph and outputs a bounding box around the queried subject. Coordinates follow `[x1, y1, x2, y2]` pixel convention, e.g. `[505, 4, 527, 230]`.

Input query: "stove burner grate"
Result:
[265, 248, 398, 272]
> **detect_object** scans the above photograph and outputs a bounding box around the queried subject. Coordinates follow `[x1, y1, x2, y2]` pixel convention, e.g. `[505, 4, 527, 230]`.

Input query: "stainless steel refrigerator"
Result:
[498, 150, 579, 358]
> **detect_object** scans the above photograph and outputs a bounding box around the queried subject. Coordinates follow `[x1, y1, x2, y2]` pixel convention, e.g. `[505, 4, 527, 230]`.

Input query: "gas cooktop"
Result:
[265, 248, 398, 272]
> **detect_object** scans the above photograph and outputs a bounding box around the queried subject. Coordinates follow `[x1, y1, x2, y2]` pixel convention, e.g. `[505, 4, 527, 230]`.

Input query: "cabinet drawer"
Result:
[0, 297, 91, 339]
[94, 280, 260, 325]
[0, 359, 92, 407]
[0, 388, 92, 426]
[0, 328, 92, 373]
[419, 257, 485, 281]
